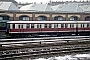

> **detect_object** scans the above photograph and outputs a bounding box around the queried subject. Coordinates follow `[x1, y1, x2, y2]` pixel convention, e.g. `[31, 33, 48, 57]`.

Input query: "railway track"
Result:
[1, 45, 90, 59]
[0, 36, 90, 60]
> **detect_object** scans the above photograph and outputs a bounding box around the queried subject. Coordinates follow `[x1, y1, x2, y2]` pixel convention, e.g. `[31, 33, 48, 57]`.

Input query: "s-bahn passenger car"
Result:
[6, 21, 90, 37]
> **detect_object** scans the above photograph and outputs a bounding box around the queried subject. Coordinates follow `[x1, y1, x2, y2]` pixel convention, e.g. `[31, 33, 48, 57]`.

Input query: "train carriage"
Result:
[6, 21, 90, 37]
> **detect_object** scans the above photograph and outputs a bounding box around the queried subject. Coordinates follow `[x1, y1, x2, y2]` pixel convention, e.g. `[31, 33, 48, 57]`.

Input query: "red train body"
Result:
[7, 21, 90, 37]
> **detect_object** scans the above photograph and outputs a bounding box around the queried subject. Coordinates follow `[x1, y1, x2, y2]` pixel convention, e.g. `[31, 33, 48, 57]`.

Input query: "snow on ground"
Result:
[74, 54, 90, 58]
[33, 53, 90, 60]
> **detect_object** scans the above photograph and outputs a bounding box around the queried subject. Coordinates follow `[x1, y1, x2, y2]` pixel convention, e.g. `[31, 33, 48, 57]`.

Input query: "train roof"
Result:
[7, 21, 90, 24]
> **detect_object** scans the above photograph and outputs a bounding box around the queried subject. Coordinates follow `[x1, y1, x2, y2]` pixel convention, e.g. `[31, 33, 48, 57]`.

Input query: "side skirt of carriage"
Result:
[8, 31, 90, 38]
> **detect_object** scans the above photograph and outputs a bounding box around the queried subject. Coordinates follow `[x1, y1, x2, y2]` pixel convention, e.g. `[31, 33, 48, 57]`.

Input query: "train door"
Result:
[18, 24, 23, 33]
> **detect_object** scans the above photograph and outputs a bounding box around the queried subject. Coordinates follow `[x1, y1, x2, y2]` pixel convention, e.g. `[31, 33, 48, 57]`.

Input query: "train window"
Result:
[31, 24, 34, 28]
[87, 24, 90, 27]
[70, 24, 71, 28]
[70, 24, 74, 28]
[40, 24, 42, 28]
[83, 24, 84, 28]
[26, 24, 30, 28]
[44, 24, 47, 28]
[21, 25, 23, 28]
[18, 24, 23, 29]
[2, 23, 6, 27]
[18, 25, 20, 28]
[37, 24, 39, 28]
[49, 24, 52, 28]
[54, 24, 58, 28]
[81, 24, 84, 28]
[72, 24, 74, 28]
[13, 24, 15, 29]
[37, 24, 42, 28]
[61, 24, 64, 28]
[65, 24, 68, 28]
